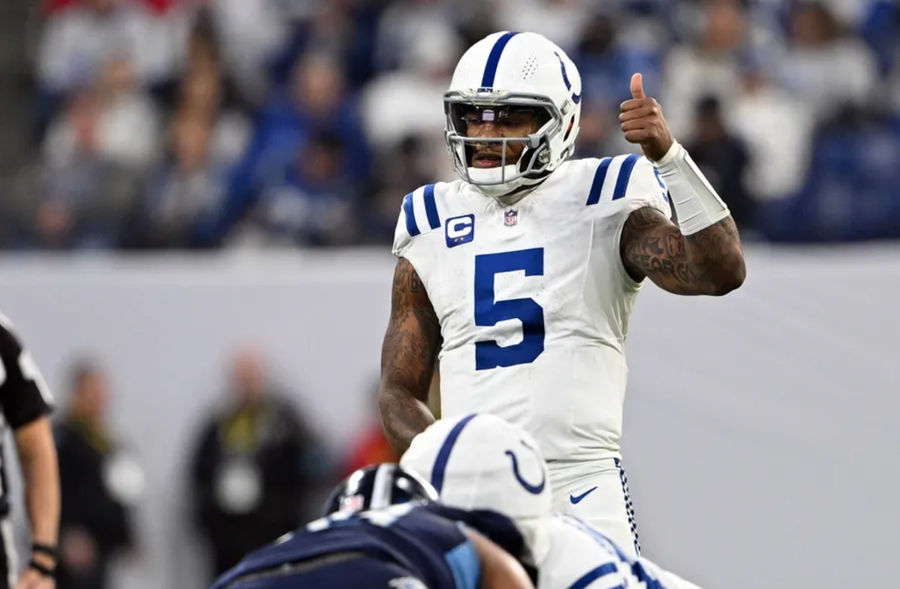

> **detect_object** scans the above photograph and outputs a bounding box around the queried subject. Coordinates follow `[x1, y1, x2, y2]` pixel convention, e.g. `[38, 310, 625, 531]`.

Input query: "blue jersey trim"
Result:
[403, 192, 420, 236]
[481, 32, 519, 88]
[423, 184, 440, 230]
[444, 539, 481, 589]
[431, 414, 478, 492]
[612, 154, 640, 201]
[586, 158, 612, 205]
[567, 563, 619, 589]
[631, 561, 664, 589]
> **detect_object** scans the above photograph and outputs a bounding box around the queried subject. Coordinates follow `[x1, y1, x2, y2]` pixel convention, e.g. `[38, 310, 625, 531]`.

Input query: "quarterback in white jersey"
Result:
[379, 31, 745, 556]
[401, 414, 702, 589]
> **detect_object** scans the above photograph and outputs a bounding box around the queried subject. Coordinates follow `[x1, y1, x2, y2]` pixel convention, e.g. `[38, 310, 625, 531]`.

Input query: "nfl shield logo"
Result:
[339, 494, 365, 512]
[504, 209, 518, 227]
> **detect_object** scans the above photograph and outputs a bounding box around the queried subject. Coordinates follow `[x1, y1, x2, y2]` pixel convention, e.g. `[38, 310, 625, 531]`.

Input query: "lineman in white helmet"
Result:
[400, 414, 701, 589]
[380, 31, 745, 557]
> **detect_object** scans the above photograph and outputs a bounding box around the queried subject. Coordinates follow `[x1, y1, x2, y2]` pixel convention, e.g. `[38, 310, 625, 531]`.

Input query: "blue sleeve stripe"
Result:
[567, 563, 619, 589]
[423, 184, 440, 230]
[444, 539, 481, 589]
[403, 192, 420, 236]
[431, 413, 478, 492]
[585, 157, 612, 206]
[481, 32, 519, 88]
[612, 154, 640, 201]
[630, 562, 665, 589]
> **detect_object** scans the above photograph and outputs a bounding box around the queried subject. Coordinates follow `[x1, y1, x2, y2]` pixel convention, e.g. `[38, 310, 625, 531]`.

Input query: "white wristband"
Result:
[653, 141, 730, 236]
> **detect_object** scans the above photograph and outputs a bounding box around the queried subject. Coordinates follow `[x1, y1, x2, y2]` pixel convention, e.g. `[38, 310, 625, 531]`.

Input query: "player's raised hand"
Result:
[619, 73, 674, 162]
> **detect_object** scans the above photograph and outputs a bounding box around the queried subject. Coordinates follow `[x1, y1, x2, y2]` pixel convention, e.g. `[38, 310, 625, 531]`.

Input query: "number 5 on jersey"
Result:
[474, 248, 545, 370]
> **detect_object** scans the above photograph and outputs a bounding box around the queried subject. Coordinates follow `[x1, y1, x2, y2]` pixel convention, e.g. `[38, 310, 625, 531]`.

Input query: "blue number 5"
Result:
[474, 248, 545, 370]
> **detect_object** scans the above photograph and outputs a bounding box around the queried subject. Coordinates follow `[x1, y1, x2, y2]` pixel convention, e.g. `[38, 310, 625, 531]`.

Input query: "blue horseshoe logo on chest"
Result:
[504, 439, 546, 495]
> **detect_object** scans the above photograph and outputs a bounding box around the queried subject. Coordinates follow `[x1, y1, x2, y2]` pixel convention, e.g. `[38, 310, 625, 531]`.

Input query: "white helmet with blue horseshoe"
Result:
[444, 31, 583, 199]
[399, 413, 552, 523]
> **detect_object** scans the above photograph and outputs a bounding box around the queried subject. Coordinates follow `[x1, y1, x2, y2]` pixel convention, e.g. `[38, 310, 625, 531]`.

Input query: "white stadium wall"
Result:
[0, 245, 898, 588]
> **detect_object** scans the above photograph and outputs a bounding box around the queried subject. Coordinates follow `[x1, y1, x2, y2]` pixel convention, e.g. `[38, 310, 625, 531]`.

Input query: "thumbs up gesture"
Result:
[619, 73, 674, 162]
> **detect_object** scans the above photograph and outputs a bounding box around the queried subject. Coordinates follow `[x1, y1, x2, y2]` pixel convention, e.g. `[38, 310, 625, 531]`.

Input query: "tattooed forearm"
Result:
[621, 207, 746, 295]
[379, 258, 441, 453]
[379, 388, 434, 455]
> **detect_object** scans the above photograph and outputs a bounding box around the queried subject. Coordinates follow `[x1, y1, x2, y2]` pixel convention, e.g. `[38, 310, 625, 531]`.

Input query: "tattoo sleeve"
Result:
[379, 258, 442, 454]
[620, 207, 746, 296]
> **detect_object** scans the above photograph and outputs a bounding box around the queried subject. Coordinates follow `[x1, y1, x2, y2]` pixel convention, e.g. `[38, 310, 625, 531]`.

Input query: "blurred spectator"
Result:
[44, 56, 160, 172]
[373, 0, 456, 72]
[272, 0, 384, 90]
[728, 59, 814, 201]
[54, 360, 140, 589]
[210, 50, 370, 246]
[35, 55, 159, 248]
[37, 0, 175, 96]
[136, 110, 230, 248]
[188, 348, 329, 579]
[761, 109, 900, 241]
[361, 22, 460, 149]
[204, 0, 288, 105]
[177, 13, 250, 164]
[777, 1, 878, 121]
[663, 0, 747, 140]
[574, 10, 663, 113]
[685, 96, 755, 230]
[135, 52, 250, 248]
[248, 131, 361, 246]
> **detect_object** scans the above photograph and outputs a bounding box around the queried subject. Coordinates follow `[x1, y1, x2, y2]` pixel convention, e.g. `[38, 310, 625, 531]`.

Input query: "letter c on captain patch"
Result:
[445, 214, 475, 248]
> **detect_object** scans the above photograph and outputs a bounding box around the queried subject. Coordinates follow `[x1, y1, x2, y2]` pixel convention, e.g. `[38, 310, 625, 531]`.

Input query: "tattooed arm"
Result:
[379, 258, 442, 454]
[620, 206, 746, 295]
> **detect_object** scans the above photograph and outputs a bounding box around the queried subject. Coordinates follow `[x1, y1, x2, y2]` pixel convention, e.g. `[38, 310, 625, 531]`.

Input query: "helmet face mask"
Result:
[443, 32, 582, 198]
[445, 92, 562, 189]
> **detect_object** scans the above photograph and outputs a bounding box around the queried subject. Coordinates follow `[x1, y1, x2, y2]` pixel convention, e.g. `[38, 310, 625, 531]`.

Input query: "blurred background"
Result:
[0, 0, 898, 587]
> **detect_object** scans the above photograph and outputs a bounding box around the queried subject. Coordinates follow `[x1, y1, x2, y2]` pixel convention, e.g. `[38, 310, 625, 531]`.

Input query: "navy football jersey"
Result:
[211, 503, 487, 589]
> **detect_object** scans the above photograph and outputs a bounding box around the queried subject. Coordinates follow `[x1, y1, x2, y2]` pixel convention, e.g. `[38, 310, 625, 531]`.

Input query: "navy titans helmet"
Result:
[323, 463, 440, 516]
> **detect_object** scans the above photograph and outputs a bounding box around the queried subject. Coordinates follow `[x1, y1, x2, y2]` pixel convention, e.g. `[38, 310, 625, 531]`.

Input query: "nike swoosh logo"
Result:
[569, 486, 598, 504]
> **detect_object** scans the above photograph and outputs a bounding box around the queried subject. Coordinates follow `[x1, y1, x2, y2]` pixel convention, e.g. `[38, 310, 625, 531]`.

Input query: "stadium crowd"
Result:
[0, 0, 898, 249]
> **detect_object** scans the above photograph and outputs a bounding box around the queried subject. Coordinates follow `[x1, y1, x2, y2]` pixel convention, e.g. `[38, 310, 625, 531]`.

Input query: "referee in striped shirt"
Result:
[0, 314, 59, 588]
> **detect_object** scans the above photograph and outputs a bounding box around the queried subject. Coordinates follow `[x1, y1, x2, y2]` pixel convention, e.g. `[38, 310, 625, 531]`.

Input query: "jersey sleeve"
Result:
[583, 154, 669, 217]
[623, 155, 670, 216]
[391, 183, 442, 258]
[0, 318, 54, 429]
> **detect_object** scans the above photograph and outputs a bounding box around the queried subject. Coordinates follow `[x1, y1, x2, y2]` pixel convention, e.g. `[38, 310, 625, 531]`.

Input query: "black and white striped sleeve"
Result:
[0, 317, 54, 429]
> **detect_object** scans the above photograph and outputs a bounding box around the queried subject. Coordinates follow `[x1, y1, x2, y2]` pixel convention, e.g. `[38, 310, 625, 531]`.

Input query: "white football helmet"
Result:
[444, 31, 583, 199]
[400, 413, 553, 562]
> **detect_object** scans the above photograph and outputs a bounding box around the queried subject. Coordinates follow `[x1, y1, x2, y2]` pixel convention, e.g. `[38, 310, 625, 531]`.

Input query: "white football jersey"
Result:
[540, 514, 701, 589]
[393, 155, 669, 463]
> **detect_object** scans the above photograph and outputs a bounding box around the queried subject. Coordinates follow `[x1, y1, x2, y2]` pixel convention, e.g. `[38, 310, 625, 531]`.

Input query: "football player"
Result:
[401, 414, 702, 589]
[379, 31, 745, 556]
[210, 463, 533, 589]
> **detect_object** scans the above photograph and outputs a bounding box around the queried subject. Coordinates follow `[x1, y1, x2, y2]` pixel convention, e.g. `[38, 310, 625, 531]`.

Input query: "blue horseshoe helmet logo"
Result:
[504, 439, 546, 494]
